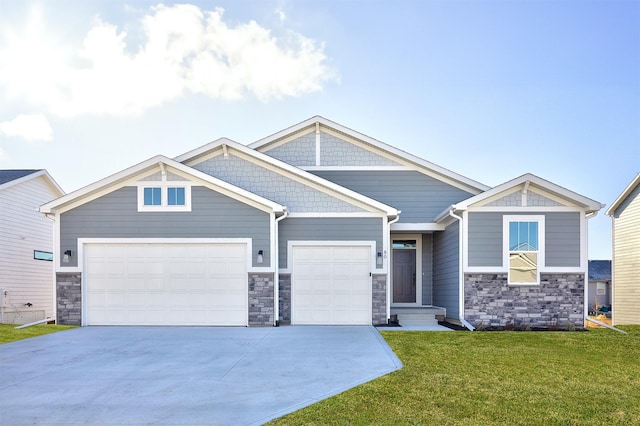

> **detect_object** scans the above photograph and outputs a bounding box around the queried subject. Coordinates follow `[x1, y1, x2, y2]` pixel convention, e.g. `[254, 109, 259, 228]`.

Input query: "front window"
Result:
[167, 187, 186, 206]
[144, 187, 162, 206]
[138, 185, 191, 212]
[505, 217, 544, 285]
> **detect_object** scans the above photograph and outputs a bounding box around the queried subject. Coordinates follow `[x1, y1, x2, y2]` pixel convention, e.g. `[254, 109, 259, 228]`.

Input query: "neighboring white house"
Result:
[606, 173, 640, 326]
[0, 170, 64, 324]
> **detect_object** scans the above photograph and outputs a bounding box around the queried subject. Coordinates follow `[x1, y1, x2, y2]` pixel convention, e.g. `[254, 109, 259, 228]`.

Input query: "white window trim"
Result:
[137, 183, 192, 212]
[503, 215, 545, 286]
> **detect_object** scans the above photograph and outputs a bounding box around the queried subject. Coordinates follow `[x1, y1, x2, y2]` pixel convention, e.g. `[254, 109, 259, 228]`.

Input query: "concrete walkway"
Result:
[0, 326, 402, 425]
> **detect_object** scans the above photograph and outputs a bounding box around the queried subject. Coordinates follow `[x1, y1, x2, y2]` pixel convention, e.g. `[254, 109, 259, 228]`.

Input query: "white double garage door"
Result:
[83, 242, 372, 326]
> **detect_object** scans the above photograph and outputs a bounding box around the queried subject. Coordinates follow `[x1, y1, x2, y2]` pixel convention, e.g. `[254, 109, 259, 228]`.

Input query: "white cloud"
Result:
[0, 4, 336, 118]
[0, 114, 54, 142]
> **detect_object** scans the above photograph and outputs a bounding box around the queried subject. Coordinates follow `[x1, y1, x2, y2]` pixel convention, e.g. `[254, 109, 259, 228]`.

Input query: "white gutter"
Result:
[448, 208, 475, 331]
[273, 209, 288, 326]
[583, 210, 598, 326]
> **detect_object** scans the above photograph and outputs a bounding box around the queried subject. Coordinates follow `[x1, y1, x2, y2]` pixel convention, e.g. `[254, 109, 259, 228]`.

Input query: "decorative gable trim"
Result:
[176, 138, 399, 218]
[39, 155, 286, 216]
[452, 174, 602, 213]
[249, 116, 490, 195]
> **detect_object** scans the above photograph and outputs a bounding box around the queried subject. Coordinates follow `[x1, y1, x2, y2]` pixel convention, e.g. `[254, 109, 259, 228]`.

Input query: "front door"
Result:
[391, 236, 421, 305]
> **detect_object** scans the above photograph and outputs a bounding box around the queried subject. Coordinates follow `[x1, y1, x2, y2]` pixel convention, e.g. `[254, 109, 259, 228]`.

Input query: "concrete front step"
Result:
[396, 312, 439, 326]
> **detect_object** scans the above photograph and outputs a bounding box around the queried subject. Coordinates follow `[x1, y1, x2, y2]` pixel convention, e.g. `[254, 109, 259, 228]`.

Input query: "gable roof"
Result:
[0, 169, 64, 195]
[175, 137, 399, 218]
[248, 115, 490, 194]
[40, 155, 285, 215]
[434, 173, 603, 222]
[606, 172, 640, 216]
[0, 169, 39, 185]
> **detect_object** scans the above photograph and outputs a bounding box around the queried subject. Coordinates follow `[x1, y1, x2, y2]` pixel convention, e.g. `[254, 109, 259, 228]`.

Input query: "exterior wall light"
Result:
[257, 250, 264, 264]
[63, 250, 72, 263]
[376, 251, 383, 266]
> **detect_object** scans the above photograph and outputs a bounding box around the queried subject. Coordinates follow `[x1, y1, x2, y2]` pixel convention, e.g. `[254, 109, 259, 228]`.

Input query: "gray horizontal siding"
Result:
[433, 222, 460, 319]
[278, 217, 383, 269]
[546, 212, 580, 267]
[311, 170, 474, 222]
[60, 187, 271, 268]
[467, 211, 582, 268]
[422, 233, 433, 305]
[468, 213, 503, 266]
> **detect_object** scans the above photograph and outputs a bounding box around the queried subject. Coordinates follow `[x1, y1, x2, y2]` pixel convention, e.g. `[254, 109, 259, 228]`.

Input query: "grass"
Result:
[271, 326, 640, 425]
[0, 323, 75, 344]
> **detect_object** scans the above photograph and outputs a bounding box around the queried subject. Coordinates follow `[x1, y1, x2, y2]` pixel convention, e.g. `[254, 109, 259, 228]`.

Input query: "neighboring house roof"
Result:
[0, 169, 64, 195]
[606, 172, 640, 216]
[588, 260, 612, 281]
[248, 115, 490, 195]
[434, 173, 604, 222]
[175, 137, 400, 218]
[0, 169, 39, 185]
[39, 155, 286, 215]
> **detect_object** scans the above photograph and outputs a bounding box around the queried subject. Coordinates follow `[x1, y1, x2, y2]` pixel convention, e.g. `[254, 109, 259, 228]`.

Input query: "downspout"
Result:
[584, 210, 598, 328]
[273, 208, 288, 326]
[448, 208, 475, 331]
[386, 213, 401, 323]
[44, 213, 57, 324]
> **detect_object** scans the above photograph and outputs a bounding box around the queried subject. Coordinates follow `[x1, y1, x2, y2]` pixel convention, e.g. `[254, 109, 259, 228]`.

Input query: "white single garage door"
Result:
[84, 243, 248, 326]
[292, 245, 372, 325]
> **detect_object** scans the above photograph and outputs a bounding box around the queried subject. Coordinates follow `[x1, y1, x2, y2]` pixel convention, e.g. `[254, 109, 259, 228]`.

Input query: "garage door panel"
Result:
[85, 243, 248, 326]
[292, 245, 372, 325]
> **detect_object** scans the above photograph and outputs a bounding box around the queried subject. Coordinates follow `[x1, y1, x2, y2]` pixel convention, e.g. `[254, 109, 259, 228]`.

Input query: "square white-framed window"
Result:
[503, 215, 545, 285]
[137, 184, 191, 212]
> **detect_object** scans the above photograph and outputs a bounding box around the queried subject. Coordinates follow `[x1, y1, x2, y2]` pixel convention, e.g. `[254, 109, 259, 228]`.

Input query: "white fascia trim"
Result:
[286, 212, 387, 218]
[302, 166, 412, 171]
[391, 222, 445, 232]
[173, 137, 238, 163]
[457, 174, 602, 212]
[467, 206, 585, 213]
[606, 172, 640, 216]
[183, 141, 398, 217]
[250, 116, 489, 194]
[286, 240, 379, 272]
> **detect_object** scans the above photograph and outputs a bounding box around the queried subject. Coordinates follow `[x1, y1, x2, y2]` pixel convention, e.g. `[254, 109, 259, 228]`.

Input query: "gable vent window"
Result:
[144, 187, 162, 206]
[138, 185, 191, 212]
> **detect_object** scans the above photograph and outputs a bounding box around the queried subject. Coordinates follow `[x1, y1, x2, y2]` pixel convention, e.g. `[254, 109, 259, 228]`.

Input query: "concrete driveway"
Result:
[0, 326, 401, 425]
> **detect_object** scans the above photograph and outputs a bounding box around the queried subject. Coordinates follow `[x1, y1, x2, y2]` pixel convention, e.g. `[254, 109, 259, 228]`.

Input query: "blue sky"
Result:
[0, 0, 638, 259]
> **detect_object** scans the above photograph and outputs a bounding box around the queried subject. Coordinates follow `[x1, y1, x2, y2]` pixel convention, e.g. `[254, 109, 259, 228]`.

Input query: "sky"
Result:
[0, 0, 638, 260]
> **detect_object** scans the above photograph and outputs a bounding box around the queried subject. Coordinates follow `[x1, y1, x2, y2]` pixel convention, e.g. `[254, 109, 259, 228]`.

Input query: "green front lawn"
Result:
[0, 324, 75, 344]
[271, 326, 640, 425]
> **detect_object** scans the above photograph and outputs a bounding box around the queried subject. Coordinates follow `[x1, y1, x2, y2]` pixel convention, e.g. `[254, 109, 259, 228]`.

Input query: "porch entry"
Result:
[391, 235, 422, 306]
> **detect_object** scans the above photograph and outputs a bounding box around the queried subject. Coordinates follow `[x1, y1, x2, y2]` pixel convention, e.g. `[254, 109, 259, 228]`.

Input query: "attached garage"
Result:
[84, 242, 248, 326]
[292, 245, 372, 325]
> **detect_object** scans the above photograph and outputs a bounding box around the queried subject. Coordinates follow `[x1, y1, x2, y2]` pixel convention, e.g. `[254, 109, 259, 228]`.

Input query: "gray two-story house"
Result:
[41, 116, 602, 329]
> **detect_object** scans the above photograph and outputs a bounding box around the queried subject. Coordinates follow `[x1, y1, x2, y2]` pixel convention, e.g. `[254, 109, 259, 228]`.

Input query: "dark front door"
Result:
[393, 249, 416, 303]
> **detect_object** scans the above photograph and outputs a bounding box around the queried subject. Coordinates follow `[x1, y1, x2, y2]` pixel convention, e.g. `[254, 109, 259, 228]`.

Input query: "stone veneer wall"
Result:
[248, 273, 274, 326]
[56, 273, 82, 326]
[464, 273, 585, 328]
[372, 274, 388, 325]
[278, 273, 291, 324]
